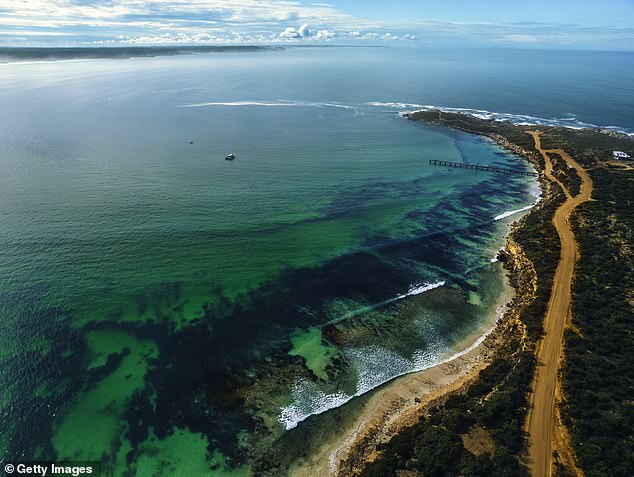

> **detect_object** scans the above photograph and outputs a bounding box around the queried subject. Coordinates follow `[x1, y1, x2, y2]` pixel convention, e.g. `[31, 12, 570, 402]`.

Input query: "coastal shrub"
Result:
[562, 167, 634, 477]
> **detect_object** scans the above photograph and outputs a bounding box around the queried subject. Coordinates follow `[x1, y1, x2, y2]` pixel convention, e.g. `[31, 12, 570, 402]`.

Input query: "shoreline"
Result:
[290, 280, 525, 477]
[395, 104, 634, 138]
[290, 122, 542, 476]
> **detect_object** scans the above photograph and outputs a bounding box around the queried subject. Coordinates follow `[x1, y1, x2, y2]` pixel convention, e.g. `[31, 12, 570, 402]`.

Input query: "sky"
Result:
[1, 0, 633, 49]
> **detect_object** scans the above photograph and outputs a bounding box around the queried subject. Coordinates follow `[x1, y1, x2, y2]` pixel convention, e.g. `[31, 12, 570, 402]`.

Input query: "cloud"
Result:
[315, 29, 336, 40]
[277, 23, 336, 41]
[500, 34, 539, 43]
[0, 0, 631, 48]
[278, 23, 311, 39]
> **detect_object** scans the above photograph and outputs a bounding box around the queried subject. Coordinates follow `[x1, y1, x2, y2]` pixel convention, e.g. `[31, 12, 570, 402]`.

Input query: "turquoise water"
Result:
[1, 46, 630, 474]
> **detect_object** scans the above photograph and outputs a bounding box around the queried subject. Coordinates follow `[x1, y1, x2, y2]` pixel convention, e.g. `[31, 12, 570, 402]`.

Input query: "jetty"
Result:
[429, 159, 538, 177]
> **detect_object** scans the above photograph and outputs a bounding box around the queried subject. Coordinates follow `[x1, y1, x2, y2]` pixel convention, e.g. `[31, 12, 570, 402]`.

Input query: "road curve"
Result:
[524, 131, 592, 477]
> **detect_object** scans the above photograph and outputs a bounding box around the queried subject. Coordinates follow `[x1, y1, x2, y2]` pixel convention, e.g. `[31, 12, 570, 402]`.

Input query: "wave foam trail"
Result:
[494, 175, 543, 221]
[494, 204, 535, 221]
[179, 99, 633, 136]
[367, 101, 428, 109]
[179, 100, 355, 110]
[373, 102, 634, 137]
[279, 345, 436, 431]
[395, 281, 446, 300]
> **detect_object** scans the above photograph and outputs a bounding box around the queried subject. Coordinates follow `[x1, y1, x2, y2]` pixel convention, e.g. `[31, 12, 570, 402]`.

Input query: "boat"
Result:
[225, 153, 236, 161]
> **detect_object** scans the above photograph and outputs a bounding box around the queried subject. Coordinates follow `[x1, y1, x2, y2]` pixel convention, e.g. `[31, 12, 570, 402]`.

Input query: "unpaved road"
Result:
[525, 131, 592, 477]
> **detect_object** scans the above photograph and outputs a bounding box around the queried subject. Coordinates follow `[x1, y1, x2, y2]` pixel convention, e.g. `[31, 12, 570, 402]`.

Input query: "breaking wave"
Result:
[494, 204, 536, 221]
[179, 100, 356, 110]
[278, 325, 495, 430]
[180, 99, 634, 136]
[366, 102, 634, 137]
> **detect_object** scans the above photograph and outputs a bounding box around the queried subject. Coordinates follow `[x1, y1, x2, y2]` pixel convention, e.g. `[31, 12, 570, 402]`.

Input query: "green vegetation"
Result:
[550, 153, 582, 197]
[563, 166, 634, 477]
[355, 112, 634, 477]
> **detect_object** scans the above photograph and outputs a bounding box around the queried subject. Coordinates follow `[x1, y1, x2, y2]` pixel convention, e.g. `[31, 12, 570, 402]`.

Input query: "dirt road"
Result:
[525, 131, 592, 477]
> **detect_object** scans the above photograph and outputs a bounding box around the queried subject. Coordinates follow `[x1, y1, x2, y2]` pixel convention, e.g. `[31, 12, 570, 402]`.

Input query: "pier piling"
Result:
[429, 159, 538, 177]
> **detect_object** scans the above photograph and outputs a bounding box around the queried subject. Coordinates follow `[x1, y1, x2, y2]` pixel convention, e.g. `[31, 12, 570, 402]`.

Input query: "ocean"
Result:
[0, 46, 632, 475]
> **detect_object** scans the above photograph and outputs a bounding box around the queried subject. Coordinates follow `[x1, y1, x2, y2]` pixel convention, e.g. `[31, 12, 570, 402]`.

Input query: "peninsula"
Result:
[307, 111, 634, 477]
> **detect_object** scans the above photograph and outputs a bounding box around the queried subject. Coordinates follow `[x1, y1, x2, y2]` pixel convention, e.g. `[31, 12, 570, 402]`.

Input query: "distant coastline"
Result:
[388, 103, 634, 137]
[0, 45, 280, 63]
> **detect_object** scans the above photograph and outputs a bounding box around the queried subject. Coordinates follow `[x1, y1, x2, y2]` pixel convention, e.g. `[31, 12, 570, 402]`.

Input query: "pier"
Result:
[429, 159, 538, 177]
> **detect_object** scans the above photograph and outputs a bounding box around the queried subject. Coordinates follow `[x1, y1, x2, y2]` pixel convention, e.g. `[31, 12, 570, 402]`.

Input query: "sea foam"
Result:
[178, 99, 634, 136]
[278, 281, 446, 430]
[179, 100, 355, 110]
[494, 204, 536, 221]
[278, 327, 492, 431]
[279, 345, 442, 430]
[395, 281, 446, 300]
[395, 103, 634, 137]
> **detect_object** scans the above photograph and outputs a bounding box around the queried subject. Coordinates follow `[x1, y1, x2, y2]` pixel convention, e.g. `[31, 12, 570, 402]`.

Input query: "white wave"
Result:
[394, 103, 634, 137]
[279, 282, 448, 431]
[420, 326, 492, 369]
[494, 204, 535, 221]
[279, 345, 436, 430]
[278, 381, 350, 431]
[178, 99, 634, 136]
[395, 281, 446, 300]
[327, 281, 446, 328]
[179, 100, 355, 110]
[494, 173, 543, 222]
[528, 175, 542, 202]
[278, 321, 493, 430]
[367, 101, 429, 109]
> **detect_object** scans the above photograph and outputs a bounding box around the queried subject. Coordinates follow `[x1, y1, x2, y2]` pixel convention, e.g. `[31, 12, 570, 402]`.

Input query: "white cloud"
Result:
[278, 26, 300, 39]
[499, 34, 539, 43]
[298, 24, 311, 37]
[0, 0, 630, 48]
[315, 29, 336, 40]
[278, 23, 311, 39]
